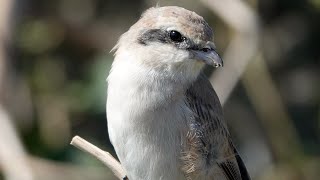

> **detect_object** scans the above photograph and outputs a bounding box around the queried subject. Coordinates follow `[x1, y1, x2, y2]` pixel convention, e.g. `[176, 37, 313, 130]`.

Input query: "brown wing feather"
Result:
[181, 73, 251, 180]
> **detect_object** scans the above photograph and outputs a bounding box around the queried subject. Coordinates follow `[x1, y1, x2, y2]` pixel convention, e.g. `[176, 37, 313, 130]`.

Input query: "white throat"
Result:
[108, 47, 202, 109]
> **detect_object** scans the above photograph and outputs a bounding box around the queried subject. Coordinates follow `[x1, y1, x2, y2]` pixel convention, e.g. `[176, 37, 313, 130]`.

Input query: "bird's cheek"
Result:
[176, 51, 191, 63]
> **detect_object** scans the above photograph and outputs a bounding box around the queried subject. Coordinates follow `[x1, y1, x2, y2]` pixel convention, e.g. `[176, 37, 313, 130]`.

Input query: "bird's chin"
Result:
[184, 60, 206, 78]
[194, 60, 206, 69]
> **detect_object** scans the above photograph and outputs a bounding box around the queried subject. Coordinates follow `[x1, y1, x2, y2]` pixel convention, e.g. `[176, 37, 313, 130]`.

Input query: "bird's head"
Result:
[112, 6, 222, 80]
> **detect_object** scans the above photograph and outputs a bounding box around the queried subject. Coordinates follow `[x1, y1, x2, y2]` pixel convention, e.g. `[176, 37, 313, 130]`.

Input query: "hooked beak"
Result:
[191, 48, 223, 68]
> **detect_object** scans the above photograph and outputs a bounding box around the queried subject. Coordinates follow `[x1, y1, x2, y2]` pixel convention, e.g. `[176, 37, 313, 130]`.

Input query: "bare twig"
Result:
[70, 136, 127, 180]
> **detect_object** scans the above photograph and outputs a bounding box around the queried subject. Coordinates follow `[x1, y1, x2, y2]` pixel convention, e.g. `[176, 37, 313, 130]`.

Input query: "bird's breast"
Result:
[106, 57, 201, 179]
[107, 84, 190, 179]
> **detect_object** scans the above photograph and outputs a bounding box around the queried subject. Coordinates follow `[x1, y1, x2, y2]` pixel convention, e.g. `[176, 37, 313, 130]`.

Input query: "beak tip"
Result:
[213, 62, 223, 68]
[210, 50, 223, 68]
[191, 48, 223, 68]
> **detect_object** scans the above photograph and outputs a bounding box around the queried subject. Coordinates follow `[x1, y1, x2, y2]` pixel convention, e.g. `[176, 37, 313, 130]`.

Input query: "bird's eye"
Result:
[169, 30, 184, 42]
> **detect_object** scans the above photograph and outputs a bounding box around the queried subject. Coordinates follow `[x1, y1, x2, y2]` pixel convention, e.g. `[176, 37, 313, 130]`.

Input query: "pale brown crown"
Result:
[131, 6, 213, 43]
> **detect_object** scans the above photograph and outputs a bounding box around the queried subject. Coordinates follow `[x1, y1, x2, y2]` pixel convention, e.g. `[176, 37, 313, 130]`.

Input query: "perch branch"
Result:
[70, 136, 127, 180]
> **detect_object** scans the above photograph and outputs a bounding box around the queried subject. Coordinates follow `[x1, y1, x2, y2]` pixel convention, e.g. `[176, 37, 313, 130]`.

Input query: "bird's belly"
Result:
[117, 130, 186, 180]
[107, 97, 189, 180]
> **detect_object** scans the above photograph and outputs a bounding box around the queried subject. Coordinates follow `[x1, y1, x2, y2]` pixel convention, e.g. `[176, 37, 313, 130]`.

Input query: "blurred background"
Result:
[0, 0, 319, 179]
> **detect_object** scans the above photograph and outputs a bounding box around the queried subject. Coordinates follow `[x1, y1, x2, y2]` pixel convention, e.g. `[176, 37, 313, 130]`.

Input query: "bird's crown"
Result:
[135, 6, 213, 42]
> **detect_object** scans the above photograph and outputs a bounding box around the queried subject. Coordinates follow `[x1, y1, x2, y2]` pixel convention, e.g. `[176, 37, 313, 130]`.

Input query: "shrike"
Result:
[107, 6, 251, 180]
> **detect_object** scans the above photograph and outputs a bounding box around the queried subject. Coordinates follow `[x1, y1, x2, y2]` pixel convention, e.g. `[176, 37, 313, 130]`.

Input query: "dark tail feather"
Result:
[234, 149, 251, 180]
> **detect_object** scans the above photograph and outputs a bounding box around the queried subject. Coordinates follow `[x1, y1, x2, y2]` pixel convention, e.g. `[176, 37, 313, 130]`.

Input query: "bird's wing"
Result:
[182, 73, 250, 180]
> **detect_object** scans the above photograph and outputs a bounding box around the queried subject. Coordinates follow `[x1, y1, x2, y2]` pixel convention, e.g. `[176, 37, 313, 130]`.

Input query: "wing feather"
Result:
[182, 73, 251, 180]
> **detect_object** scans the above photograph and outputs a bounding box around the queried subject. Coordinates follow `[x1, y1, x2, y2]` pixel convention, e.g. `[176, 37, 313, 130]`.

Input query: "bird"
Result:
[107, 6, 251, 180]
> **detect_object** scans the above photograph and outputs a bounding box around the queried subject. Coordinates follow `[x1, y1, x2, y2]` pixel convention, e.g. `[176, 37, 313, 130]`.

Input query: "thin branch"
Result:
[70, 136, 127, 180]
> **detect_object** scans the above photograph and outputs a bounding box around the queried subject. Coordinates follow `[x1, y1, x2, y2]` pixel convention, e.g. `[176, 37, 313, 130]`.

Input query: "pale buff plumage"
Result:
[107, 6, 250, 180]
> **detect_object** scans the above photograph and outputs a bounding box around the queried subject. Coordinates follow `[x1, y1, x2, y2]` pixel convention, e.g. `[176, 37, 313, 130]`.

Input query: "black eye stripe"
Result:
[138, 29, 170, 45]
[137, 29, 188, 48]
